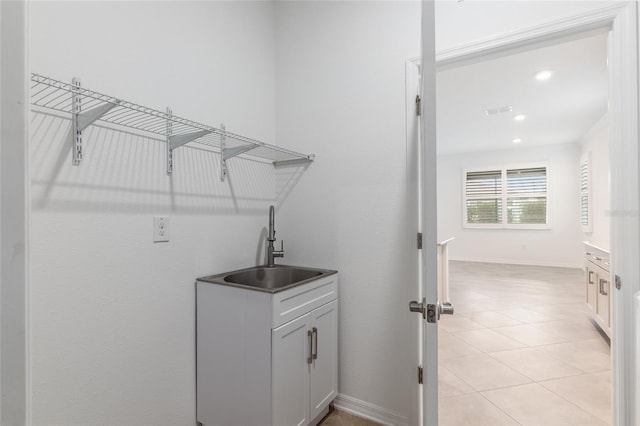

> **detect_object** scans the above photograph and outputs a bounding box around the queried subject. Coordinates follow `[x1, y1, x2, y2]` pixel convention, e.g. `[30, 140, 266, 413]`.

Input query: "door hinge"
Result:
[415, 95, 421, 116]
[417, 232, 423, 250]
[615, 274, 622, 290]
[418, 366, 423, 384]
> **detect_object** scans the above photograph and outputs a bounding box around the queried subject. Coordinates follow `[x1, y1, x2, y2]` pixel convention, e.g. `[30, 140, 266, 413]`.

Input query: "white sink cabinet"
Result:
[196, 272, 338, 426]
[584, 243, 611, 337]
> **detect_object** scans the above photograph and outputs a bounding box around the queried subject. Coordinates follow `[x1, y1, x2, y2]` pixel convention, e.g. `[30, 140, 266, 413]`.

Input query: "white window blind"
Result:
[506, 167, 547, 224]
[464, 165, 548, 228]
[465, 170, 502, 224]
[580, 153, 592, 232]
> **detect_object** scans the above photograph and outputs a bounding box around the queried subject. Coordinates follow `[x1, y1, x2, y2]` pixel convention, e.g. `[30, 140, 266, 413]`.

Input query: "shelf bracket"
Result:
[220, 126, 256, 182]
[169, 130, 211, 151]
[222, 144, 256, 161]
[71, 78, 120, 165]
[165, 107, 211, 174]
[219, 124, 255, 181]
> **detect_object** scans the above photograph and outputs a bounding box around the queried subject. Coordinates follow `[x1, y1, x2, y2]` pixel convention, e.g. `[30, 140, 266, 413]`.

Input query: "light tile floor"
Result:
[319, 406, 381, 425]
[439, 261, 612, 426]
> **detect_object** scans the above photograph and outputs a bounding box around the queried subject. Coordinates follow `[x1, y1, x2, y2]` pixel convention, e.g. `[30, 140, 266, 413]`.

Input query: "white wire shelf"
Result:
[30, 73, 314, 180]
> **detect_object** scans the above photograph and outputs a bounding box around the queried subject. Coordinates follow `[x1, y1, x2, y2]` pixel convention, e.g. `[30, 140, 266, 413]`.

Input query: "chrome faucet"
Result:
[267, 205, 284, 267]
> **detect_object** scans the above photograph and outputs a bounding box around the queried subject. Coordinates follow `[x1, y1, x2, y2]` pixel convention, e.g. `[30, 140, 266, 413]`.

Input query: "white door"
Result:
[407, 2, 446, 425]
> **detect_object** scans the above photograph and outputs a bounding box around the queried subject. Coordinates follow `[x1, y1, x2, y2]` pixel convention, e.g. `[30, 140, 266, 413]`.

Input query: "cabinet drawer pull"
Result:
[599, 279, 609, 296]
[594, 256, 603, 261]
[588, 270, 594, 284]
[312, 327, 318, 361]
[307, 330, 313, 364]
[585, 251, 593, 256]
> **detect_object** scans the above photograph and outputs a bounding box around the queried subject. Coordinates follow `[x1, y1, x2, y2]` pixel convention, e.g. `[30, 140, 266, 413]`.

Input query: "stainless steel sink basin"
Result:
[198, 265, 337, 293]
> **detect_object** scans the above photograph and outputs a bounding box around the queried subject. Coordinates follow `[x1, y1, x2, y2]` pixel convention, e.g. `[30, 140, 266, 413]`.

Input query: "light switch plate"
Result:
[153, 216, 170, 242]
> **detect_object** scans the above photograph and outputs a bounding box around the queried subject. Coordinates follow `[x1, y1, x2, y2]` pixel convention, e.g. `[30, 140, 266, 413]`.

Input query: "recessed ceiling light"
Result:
[512, 138, 522, 144]
[534, 70, 553, 81]
[513, 114, 527, 121]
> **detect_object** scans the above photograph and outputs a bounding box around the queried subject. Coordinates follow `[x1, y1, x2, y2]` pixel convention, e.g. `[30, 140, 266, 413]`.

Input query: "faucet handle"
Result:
[275, 240, 285, 257]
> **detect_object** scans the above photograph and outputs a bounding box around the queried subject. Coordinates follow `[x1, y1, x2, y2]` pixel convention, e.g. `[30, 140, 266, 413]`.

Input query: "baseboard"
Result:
[332, 393, 408, 426]
[449, 256, 583, 269]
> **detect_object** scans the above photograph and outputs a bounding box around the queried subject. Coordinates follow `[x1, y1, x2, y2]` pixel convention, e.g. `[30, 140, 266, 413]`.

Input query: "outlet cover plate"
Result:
[154, 216, 170, 242]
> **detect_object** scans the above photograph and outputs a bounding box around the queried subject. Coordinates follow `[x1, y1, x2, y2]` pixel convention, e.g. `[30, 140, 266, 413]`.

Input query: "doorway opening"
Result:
[434, 26, 613, 426]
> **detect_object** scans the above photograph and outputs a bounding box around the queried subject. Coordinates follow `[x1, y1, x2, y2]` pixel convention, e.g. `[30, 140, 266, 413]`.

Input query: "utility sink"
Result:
[198, 264, 337, 293]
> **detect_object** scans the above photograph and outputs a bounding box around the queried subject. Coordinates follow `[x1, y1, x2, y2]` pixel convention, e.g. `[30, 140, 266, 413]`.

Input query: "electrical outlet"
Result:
[153, 216, 170, 242]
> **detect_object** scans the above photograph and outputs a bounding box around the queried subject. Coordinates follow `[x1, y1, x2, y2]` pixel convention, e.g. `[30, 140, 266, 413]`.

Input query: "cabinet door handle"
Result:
[307, 330, 313, 364]
[599, 279, 609, 296]
[588, 270, 594, 284]
[312, 327, 318, 361]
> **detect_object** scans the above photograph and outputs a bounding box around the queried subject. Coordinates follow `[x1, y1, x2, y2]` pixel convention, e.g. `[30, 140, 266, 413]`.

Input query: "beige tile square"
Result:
[469, 311, 523, 328]
[497, 308, 561, 323]
[541, 371, 612, 424]
[451, 290, 491, 302]
[528, 302, 591, 321]
[439, 393, 519, 426]
[439, 315, 485, 333]
[438, 367, 474, 398]
[439, 332, 482, 359]
[493, 324, 568, 346]
[448, 300, 484, 315]
[454, 329, 527, 353]
[483, 383, 608, 425]
[488, 347, 583, 381]
[444, 353, 531, 391]
[536, 339, 611, 373]
[532, 319, 603, 341]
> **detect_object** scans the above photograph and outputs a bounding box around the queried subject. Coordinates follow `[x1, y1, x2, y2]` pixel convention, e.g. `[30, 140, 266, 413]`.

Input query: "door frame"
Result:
[411, 2, 638, 425]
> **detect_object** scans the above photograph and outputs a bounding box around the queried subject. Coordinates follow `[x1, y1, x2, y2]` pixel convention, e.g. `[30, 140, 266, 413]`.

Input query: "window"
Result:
[464, 165, 549, 228]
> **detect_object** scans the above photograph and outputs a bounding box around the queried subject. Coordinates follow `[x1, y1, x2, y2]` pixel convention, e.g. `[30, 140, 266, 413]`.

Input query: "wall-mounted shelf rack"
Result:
[30, 73, 315, 181]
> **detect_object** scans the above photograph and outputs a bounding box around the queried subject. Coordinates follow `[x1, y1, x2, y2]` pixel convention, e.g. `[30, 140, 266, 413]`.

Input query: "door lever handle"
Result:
[439, 301, 454, 316]
[409, 298, 426, 319]
[410, 298, 450, 323]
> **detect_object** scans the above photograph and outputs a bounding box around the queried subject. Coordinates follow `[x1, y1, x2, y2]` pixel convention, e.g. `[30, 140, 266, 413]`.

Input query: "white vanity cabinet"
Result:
[196, 272, 338, 426]
[584, 243, 611, 337]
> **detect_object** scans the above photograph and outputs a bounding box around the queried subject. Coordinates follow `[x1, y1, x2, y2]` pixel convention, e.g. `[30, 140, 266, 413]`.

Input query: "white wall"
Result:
[438, 144, 583, 268]
[274, 1, 420, 420]
[580, 114, 610, 249]
[29, 2, 277, 424]
[1, 0, 28, 424]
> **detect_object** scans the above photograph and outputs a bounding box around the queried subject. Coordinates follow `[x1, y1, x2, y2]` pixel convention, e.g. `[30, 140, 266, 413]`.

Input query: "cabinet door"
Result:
[309, 300, 338, 421]
[272, 312, 311, 426]
[585, 265, 597, 313]
[596, 275, 611, 334]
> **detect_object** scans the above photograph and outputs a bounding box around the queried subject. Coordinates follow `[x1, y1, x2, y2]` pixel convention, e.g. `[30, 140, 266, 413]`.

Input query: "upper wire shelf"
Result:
[30, 73, 314, 180]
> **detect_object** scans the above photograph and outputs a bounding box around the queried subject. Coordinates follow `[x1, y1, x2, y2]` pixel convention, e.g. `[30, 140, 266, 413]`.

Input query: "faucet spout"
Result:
[267, 205, 284, 267]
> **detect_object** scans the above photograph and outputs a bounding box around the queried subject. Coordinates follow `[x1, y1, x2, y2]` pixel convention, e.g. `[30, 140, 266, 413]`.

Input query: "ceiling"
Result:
[436, 31, 609, 156]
